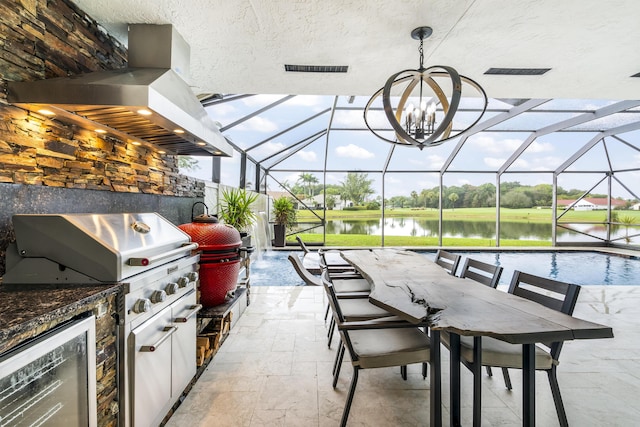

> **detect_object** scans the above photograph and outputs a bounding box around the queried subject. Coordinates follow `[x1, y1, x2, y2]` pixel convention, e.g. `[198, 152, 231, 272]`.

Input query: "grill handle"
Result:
[174, 304, 203, 323]
[128, 243, 199, 266]
[139, 326, 177, 352]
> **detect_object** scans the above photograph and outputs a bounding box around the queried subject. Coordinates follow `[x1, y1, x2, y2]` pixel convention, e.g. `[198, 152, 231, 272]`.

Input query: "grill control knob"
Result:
[177, 277, 189, 288]
[165, 282, 180, 295]
[150, 290, 167, 304]
[187, 272, 199, 282]
[133, 298, 151, 314]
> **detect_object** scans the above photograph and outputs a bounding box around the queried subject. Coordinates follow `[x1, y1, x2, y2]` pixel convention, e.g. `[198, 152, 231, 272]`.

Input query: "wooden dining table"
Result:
[340, 249, 614, 427]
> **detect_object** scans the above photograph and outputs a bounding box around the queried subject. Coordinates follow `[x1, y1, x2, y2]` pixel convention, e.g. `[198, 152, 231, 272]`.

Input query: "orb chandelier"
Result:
[364, 26, 488, 149]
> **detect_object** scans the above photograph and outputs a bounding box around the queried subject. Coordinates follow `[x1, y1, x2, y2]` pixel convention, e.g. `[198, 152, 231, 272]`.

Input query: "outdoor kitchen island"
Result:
[0, 283, 121, 427]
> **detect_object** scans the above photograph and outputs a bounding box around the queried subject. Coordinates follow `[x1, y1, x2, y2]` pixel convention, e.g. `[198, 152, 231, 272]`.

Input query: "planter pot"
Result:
[273, 224, 286, 247]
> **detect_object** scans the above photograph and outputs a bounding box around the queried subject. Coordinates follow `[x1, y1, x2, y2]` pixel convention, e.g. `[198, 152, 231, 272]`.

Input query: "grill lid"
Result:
[6, 212, 192, 282]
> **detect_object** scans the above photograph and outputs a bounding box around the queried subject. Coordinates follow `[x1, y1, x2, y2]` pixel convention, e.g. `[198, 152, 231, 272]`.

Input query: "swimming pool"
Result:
[249, 250, 640, 287]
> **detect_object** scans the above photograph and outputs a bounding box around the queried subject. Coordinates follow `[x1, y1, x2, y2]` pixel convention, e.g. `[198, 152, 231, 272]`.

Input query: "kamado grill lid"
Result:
[178, 210, 242, 253]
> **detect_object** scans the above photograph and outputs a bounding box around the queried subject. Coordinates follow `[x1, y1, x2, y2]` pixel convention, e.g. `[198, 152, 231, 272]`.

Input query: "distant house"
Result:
[557, 197, 626, 211]
[631, 203, 640, 211]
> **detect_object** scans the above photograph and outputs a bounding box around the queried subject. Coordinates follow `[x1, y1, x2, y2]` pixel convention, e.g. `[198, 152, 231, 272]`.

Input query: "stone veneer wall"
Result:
[0, 0, 206, 266]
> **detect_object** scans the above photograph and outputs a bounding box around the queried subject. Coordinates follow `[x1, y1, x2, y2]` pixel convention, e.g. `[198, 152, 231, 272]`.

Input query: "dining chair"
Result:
[455, 270, 581, 427]
[287, 253, 321, 286]
[458, 257, 503, 288]
[295, 235, 311, 254]
[434, 249, 462, 275]
[319, 248, 370, 325]
[322, 270, 431, 427]
[455, 257, 506, 382]
[323, 266, 390, 348]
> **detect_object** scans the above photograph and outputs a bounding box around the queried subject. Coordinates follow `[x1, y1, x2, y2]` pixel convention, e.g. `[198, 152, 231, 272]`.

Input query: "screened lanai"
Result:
[179, 95, 640, 248]
[72, 0, 640, 249]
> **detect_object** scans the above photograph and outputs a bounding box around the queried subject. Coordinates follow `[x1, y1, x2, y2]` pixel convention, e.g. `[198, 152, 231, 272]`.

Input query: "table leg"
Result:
[449, 333, 461, 427]
[430, 330, 442, 427]
[522, 343, 536, 427]
[472, 336, 482, 427]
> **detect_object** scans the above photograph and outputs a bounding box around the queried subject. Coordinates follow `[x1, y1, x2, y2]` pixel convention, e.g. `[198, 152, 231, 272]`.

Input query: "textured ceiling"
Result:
[72, 0, 640, 100]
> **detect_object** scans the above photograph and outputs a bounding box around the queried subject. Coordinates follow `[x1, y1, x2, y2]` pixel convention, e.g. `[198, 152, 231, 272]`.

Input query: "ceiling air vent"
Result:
[285, 64, 348, 73]
[484, 68, 551, 75]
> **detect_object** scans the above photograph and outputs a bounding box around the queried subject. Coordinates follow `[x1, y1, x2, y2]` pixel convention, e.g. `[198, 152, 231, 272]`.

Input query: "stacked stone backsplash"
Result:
[0, 0, 206, 272]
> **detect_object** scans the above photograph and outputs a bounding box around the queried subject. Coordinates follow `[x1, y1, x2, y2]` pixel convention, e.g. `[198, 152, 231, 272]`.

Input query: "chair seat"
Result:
[349, 328, 431, 369]
[443, 332, 554, 370]
[338, 299, 393, 321]
[333, 278, 371, 293]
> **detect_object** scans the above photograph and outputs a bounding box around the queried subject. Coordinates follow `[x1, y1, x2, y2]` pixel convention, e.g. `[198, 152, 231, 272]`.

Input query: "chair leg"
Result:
[548, 367, 569, 427]
[324, 302, 330, 321]
[486, 366, 493, 377]
[501, 367, 512, 390]
[340, 368, 360, 427]
[333, 346, 346, 388]
[400, 365, 407, 380]
[332, 339, 343, 376]
[327, 318, 335, 348]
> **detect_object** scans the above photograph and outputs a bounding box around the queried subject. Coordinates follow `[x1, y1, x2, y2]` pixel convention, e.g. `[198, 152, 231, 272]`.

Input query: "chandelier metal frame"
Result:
[364, 26, 488, 149]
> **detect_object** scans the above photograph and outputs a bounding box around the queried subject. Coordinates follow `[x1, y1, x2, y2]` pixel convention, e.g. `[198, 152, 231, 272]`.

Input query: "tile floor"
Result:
[166, 285, 640, 426]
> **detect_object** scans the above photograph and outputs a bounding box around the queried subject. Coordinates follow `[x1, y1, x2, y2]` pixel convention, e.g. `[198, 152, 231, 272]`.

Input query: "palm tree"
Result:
[297, 173, 319, 197]
[411, 191, 418, 207]
[448, 192, 459, 210]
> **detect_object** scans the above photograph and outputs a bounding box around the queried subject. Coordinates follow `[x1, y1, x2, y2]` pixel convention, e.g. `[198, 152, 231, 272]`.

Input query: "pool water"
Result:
[250, 250, 640, 287]
[449, 251, 640, 287]
[250, 251, 308, 286]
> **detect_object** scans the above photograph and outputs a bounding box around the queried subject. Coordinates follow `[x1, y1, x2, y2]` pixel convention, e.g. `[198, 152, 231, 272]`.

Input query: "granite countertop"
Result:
[0, 283, 121, 354]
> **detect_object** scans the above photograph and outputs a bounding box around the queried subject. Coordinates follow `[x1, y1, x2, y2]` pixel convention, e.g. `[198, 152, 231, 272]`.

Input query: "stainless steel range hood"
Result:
[7, 24, 232, 157]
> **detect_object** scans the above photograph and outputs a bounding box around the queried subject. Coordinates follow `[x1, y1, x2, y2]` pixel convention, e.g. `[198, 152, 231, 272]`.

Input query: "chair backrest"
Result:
[459, 257, 503, 288]
[321, 269, 345, 323]
[508, 270, 581, 358]
[288, 253, 321, 286]
[435, 249, 462, 275]
[296, 235, 310, 254]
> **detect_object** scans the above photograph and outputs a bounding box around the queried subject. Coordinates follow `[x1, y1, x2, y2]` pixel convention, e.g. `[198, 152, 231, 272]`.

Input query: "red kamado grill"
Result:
[179, 203, 242, 307]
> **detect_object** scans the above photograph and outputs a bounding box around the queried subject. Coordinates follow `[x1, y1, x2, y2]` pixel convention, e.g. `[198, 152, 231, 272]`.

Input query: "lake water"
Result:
[250, 250, 640, 287]
[298, 218, 636, 243]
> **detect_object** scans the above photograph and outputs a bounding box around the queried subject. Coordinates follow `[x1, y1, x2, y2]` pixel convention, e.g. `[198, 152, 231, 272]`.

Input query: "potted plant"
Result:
[218, 187, 259, 246]
[272, 196, 297, 247]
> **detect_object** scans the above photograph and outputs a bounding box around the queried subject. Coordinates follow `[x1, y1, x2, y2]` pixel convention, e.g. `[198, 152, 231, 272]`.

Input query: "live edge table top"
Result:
[340, 249, 613, 344]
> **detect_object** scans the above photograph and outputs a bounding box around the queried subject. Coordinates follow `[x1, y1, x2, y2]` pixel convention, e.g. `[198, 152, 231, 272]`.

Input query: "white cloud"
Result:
[237, 116, 279, 133]
[287, 95, 324, 107]
[484, 157, 505, 168]
[469, 136, 522, 154]
[528, 141, 554, 153]
[484, 156, 528, 169]
[253, 141, 286, 158]
[334, 109, 366, 127]
[205, 103, 237, 118]
[325, 173, 343, 184]
[513, 158, 529, 168]
[335, 144, 375, 159]
[296, 150, 317, 162]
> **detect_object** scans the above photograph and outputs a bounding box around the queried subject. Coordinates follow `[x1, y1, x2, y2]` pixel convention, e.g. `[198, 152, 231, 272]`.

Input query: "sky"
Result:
[181, 95, 640, 201]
